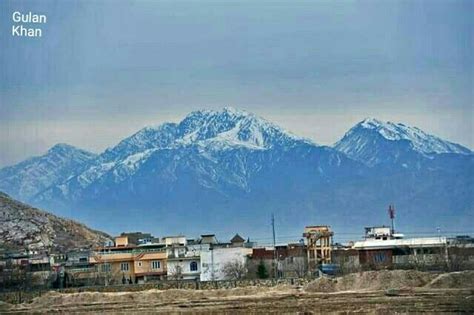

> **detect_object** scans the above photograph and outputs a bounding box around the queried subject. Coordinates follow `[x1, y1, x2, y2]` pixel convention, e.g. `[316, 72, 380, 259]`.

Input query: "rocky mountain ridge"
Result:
[0, 192, 110, 252]
[0, 108, 472, 236]
[335, 118, 471, 167]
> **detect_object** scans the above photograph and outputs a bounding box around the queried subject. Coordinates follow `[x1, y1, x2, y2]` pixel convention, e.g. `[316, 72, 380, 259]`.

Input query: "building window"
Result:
[138, 262, 142, 267]
[151, 261, 161, 270]
[373, 252, 387, 263]
[101, 263, 111, 272]
[120, 262, 129, 271]
[190, 261, 198, 271]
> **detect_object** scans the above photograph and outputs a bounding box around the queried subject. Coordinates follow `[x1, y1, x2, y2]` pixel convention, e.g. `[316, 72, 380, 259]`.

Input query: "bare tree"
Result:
[288, 258, 307, 278]
[447, 244, 472, 271]
[0, 261, 28, 290]
[222, 260, 247, 280]
[168, 265, 183, 288]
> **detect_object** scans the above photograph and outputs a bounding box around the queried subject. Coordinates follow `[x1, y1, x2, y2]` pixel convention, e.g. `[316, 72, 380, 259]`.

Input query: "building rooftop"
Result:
[352, 237, 447, 250]
[230, 234, 245, 244]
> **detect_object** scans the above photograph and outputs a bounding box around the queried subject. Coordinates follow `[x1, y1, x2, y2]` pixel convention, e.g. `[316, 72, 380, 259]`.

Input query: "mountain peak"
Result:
[357, 119, 470, 153]
[48, 143, 78, 153]
[0, 144, 97, 201]
[177, 107, 312, 149]
[47, 143, 96, 158]
[101, 107, 313, 164]
[335, 118, 471, 166]
[181, 107, 254, 126]
[360, 117, 385, 128]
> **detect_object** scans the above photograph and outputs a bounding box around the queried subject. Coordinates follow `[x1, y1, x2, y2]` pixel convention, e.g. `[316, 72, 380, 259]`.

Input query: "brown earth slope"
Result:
[0, 192, 111, 252]
[304, 270, 440, 292]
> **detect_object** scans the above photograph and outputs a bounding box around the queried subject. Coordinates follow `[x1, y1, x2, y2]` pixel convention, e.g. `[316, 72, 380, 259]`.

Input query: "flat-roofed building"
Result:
[91, 243, 167, 284]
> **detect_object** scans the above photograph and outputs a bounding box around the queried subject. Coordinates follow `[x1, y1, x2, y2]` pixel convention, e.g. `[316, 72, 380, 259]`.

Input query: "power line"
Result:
[248, 231, 474, 242]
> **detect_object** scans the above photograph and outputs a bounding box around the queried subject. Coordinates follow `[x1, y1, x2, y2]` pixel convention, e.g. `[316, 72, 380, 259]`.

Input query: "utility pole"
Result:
[271, 213, 277, 279]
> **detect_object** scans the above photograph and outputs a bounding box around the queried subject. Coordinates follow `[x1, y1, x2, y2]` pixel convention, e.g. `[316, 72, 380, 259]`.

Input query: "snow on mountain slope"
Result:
[102, 107, 311, 161]
[0, 144, 97, 201]
[1, 109, 472, 236]
[100, 123, 179, 162]
[334, 118, 471, 166]
[174, 107, 312, 149]
[45, 107, 315, 193]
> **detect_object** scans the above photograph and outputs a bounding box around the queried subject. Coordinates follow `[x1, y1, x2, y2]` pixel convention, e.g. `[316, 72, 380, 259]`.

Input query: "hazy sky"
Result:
[0, 0, 472, 167]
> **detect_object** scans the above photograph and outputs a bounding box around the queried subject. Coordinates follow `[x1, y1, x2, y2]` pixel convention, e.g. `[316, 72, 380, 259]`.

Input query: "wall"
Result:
[200, 247, 252, 281]
[359, 249, 392, 267]
[115, 237, 129, 247]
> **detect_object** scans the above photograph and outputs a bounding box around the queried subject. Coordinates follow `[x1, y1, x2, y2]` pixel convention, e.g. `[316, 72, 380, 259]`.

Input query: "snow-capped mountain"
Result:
[39, 108, 315, 196]
[103, 107, 312, 159]
[173, 107, 312, 149]
[334, 118, 471, 167]
[0, 110, 472, 237]
[0, 144, 96, 201]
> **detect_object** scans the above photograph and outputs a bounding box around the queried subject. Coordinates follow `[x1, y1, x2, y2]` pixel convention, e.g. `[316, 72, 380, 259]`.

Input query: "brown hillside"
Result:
[0, 192, 111, 252]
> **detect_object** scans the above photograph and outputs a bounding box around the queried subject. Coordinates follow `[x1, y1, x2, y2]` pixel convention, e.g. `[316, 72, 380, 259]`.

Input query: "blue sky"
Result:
[0, 0, 472, 167]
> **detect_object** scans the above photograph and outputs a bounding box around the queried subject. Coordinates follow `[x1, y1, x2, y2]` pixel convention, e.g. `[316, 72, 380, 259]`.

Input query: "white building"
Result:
[352, 226, 449, 266]
[166, 248, 202, 280]
[162, 236, 187, 246]
[353, 236, 447, 250]
[200, 246, 252, 281]
[163, 233, 252, 281]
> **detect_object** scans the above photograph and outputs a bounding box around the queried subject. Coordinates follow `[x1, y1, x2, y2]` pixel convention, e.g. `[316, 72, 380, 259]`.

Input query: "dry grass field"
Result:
[1, 270, 473, 314]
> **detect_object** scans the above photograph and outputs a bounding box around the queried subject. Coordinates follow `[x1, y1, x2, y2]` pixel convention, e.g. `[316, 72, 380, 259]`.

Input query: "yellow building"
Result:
[90, 244, 167, 284]
[133, 249, 167, 282]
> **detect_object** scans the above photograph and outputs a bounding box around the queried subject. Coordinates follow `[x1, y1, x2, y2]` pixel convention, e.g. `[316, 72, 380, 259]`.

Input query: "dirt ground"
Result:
[2, 271, 474, 314]
[303, 269, 469, 292]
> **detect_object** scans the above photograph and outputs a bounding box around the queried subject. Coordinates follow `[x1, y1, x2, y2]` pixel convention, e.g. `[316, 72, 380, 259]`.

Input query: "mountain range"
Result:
[0, 108, 472, 240]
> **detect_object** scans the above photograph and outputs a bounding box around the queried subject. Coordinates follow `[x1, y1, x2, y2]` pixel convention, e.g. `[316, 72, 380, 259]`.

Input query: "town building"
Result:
[352, 226, 447, 267]
[199, 234, 252, 281]
[90, 234, 167, 284]
[165, 236, 203, 281]
[114, 232, 157, 247]
[249, 242, 307, 278]
[344, 226, 474, 270]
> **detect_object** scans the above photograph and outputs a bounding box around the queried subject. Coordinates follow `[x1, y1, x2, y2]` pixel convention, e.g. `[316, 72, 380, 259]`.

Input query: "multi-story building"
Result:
[164, 236, 203, 280]
[90, 234, 167, 284]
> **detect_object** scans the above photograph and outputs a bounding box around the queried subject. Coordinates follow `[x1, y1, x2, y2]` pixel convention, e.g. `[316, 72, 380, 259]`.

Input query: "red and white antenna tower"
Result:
[388, 205, 395, 234]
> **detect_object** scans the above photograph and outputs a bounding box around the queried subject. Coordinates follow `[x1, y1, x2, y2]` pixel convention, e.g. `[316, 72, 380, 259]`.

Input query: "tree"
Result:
[0, 260, 28, 290]
[168, 265, 183, 288]
[288, 258, 307, 278]
[222, 260, 248, 280]
[257, 260, 269, 279]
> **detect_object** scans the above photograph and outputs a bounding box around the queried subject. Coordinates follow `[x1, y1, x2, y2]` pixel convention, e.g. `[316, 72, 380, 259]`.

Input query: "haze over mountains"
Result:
[0, 108, 472, 240]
